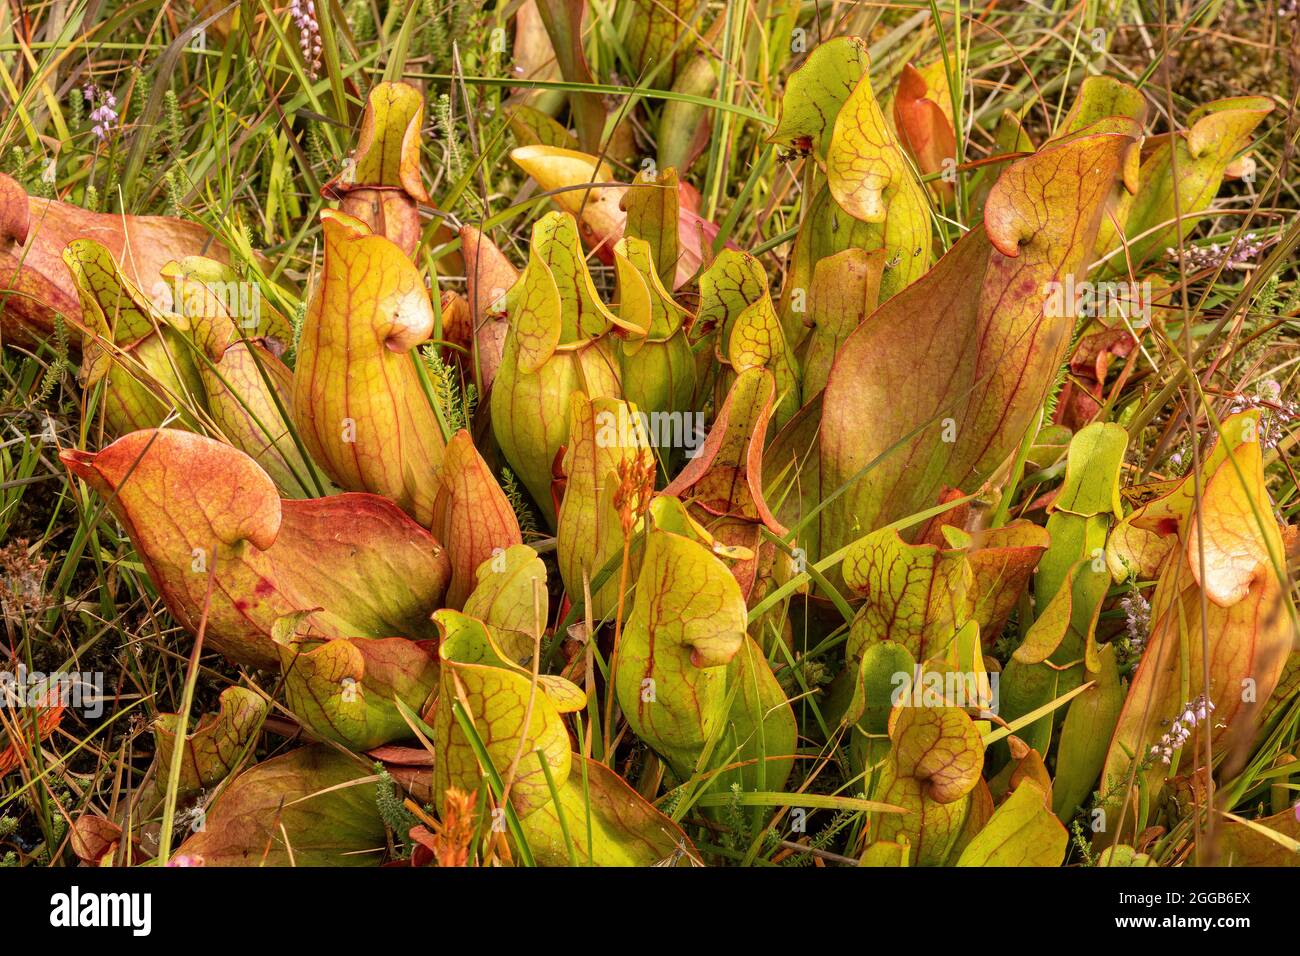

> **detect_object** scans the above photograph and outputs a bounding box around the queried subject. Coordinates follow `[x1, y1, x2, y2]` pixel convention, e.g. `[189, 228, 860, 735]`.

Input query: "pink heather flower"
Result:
[1167, 233, 1268, 272]
[289, 0, 323, 79]
[83, 84, 119, 142]
[1120, 588, 1150, 647]
[1149, 694, 1215, 766]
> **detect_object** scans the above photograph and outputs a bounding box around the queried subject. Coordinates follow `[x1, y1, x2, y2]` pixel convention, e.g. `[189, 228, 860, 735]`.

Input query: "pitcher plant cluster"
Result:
[0, 0, 1297, 869]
